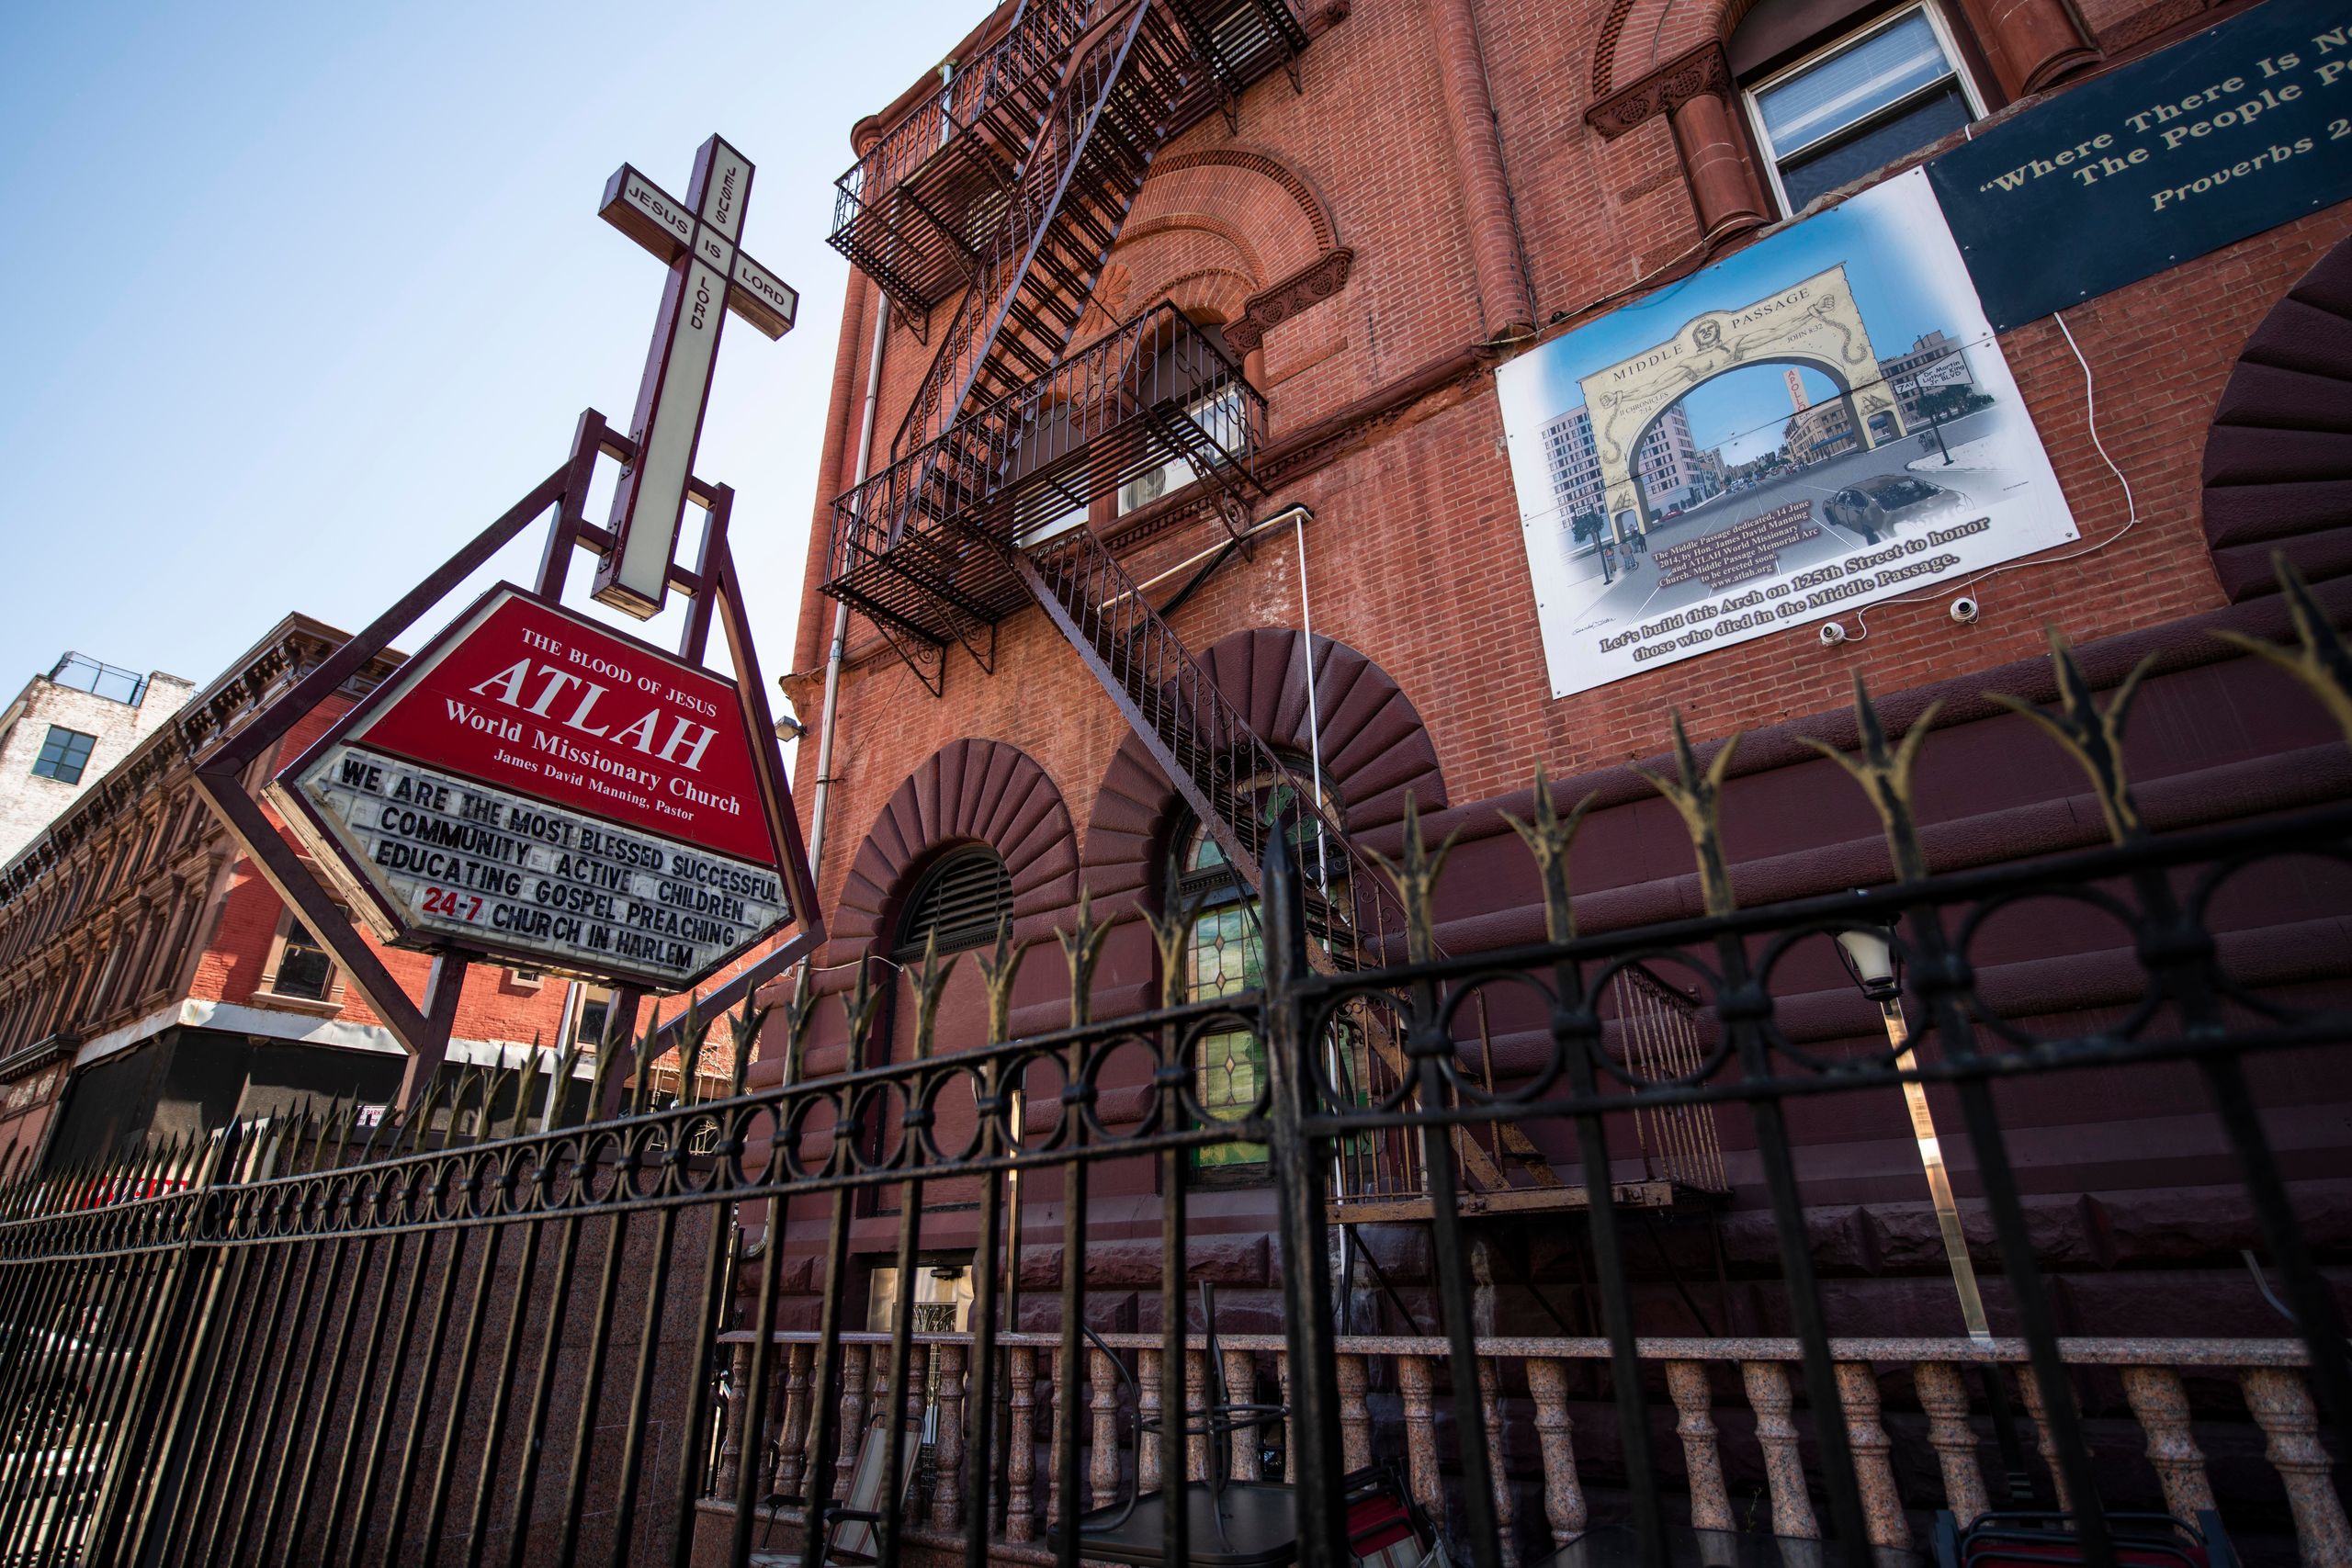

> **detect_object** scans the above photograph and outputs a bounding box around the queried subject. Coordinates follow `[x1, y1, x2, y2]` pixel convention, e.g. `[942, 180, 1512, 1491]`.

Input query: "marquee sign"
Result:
[268, 585, 795, 990]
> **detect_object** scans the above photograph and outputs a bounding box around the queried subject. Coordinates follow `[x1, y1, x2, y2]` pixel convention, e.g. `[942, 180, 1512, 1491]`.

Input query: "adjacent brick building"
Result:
[0, 615, 588, 1168]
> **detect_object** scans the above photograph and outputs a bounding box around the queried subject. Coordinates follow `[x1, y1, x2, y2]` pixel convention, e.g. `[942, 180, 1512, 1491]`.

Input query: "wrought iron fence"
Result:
[3, 575, 2351, 1567]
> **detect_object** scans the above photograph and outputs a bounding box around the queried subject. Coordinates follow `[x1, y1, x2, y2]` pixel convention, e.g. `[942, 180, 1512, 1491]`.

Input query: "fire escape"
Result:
[821, 0, 1722, 1224]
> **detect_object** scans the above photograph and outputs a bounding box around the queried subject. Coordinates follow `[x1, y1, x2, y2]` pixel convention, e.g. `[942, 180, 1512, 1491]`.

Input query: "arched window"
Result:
[1168, 755, 1344, 1180]
[892, 845, 1013, 961]
[1734, 1, 1987, 215]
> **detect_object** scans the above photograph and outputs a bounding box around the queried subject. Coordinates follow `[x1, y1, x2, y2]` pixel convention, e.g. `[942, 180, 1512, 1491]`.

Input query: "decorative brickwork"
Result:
[2202, 234, 2352, 605]
[1227, 248, 1354, 355]
[831, 739, 1080, 952]
[1083, 628, 1446, 914]
[1584, 39, 1733, 139]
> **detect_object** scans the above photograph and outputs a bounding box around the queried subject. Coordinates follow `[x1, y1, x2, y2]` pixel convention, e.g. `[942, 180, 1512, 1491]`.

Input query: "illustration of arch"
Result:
[830, 739, 1079, 953]
[1083, 628, 1447, 913]
[1580, 264, 1905, 532]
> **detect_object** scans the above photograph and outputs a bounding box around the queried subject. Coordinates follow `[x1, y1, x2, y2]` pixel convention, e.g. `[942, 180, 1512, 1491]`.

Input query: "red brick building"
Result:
[0, 615, 590, 1168]
[754, 0, 2350, 1354]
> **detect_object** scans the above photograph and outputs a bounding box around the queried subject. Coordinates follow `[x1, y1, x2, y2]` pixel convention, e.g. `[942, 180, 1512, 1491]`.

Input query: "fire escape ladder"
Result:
[891, 0, 1191, 471]
[1014, 527, 1562, 1210]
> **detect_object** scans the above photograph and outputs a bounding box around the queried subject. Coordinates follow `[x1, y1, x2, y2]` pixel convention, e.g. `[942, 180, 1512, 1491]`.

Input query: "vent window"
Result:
[892, 847, 1012, 960]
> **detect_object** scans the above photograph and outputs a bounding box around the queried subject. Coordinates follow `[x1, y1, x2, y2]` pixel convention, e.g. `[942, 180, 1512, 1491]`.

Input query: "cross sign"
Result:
[594, 135, 798, 619]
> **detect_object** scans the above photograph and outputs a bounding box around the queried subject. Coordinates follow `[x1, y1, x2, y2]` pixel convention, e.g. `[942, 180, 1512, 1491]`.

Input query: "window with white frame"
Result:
[1744, 5, 1982, 215]
[1119, 386, 1247, 515]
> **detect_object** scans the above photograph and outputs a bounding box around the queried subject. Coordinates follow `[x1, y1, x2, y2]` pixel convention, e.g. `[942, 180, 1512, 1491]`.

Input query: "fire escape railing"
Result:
[827, 0, 1107, 330]
[826, 304, 1262, 643]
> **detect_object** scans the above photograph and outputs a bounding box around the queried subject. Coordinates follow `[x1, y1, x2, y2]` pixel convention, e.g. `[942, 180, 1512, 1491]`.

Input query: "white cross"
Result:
[593, 134, 797, 619]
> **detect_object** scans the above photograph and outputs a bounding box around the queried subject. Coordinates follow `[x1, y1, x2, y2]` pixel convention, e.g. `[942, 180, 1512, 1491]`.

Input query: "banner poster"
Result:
[1928, 3, 2352, 332]
[1497, 168, 2080, 700]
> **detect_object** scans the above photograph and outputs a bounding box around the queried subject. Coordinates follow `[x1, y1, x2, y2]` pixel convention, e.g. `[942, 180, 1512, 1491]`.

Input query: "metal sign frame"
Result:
[265, 581, 799, 993]
[191, 408, 824, 1105]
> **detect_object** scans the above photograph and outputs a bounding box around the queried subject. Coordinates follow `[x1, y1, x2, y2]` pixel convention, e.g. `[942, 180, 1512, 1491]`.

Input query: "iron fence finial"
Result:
[975, 916, 1034, 1043]
[1362, 791, 1462, 965]
[1057, 886, 1113, 1027]
[909, 929, 958, 1061]
[2211, 552, 2352, 750]
[1499, 764, 1599, 942]
[1986, 627, 2154, 845]
[1629, 712, 1744, 917]
[1800, 675, 1941, 883]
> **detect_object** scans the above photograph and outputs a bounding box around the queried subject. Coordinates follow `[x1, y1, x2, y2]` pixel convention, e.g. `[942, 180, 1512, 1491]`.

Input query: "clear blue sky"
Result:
[0, 0, 986, 723]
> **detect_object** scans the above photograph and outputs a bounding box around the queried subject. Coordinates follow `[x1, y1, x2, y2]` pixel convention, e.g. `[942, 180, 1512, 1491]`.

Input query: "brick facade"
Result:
[755, 0, 2352, 1354]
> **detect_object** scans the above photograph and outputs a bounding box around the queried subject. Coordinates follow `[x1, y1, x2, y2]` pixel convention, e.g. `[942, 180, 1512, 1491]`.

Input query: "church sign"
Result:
[268, 586, 794, 989]
[190, 133, 819, 1095]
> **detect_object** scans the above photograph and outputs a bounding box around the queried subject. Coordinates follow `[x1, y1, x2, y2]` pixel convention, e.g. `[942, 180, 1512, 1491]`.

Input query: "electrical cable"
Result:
[1835, 305, 2141, 642]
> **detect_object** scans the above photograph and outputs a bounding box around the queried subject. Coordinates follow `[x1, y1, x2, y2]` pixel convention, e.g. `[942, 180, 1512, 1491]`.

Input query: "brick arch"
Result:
[831, 739, 1079, 952]
[1147, 266, 1259, 328]
[2203, 234, 2352, 605]
[1593, 0, 1735, 99]
[1082, 629, 1448, 912]
[1144, 146, 1340, 253]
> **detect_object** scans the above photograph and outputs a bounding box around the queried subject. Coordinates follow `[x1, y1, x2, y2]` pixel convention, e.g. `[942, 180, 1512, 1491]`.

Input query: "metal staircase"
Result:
[820, 0, 1619, 1220]
[1018, 527, 1567, 1215]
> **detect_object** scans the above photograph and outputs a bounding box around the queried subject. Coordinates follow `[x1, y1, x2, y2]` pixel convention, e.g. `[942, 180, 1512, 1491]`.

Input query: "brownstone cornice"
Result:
[1585, 39, 1734, 140]
[1225, 248, 1353, 356]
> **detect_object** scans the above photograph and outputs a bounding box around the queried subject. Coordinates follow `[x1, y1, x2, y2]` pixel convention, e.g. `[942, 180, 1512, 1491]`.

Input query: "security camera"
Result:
[1949, 595, 1980, 625]
[1818, 622, 1849, 648]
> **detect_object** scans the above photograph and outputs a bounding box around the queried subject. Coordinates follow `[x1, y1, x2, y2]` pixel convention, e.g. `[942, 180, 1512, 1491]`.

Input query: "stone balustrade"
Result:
[706, 1332, 2347, 1566]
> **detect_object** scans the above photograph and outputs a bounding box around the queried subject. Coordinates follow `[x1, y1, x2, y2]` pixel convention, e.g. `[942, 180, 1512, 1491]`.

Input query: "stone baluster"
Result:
[1667, 1360, 1734, 1532]
[1046, 1363, 1065, 1528]
[2015, 1364, 2074, 1514]
[1187, 1350, 1210, 1482]
[2242, 1366, 2352, 1568]
[835, 1344, 870, 1500]
[1741, 1360, 1819, 1540]
[1279, 1350, 1296, 1478]
[1913, 1361, 1988, 1528]
[1834, 1362, 1910, 1551]
[1091, 1348, 1122, 1509]
[1338, 1354, 1374, 1475]
[1138, 1349, 1164, 1493]
[1399, 1356, 1442, 1526]
[1526, 1359, 1587, 1548]
[1006, 1347, 1037, 1543]
[778, 1342, 812, 1498]
[716, 1342, 752, 1497]
[1226, 1348, 1261, 1480]
[1479, 1358, 1521, 1568]
[2121, 1366, 2214, 1523]
[932, 1344, 967, 1531]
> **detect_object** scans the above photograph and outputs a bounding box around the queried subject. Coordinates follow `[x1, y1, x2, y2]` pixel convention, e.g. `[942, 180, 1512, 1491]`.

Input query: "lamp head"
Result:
[1834, 896, 1904, 1004]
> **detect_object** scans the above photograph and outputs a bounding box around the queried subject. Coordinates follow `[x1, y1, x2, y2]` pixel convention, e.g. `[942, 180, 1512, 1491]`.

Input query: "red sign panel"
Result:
[269, 585, 797, 989]
[352, 590, 775, 863]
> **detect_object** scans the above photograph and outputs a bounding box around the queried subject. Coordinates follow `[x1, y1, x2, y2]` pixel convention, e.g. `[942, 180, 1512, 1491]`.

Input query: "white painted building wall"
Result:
[0, 658, 195, 863]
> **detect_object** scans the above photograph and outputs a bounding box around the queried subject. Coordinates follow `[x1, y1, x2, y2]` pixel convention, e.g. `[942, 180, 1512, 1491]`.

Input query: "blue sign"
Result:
[1928, 3, 2352, 330]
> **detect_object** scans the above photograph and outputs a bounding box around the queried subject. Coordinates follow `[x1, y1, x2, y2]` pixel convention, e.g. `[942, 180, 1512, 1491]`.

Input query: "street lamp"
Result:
[1836, 900, 1992, 1344]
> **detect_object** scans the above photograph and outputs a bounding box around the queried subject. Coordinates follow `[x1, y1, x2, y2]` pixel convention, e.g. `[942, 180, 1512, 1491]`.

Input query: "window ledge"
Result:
[248, 989, 344, 1018]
